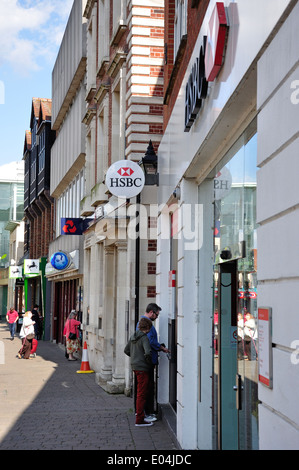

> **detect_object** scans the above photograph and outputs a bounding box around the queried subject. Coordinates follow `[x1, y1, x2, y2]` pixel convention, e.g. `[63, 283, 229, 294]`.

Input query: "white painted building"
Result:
[0, 161, 24, 318]
[47, 0, 87, 343]
[157, 0, 299, 450]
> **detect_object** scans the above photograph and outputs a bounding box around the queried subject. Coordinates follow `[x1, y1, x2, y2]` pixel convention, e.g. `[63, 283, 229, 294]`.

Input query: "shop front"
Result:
[156, 0, 292, 450]
[45, 248, 83, 344]
[157, 121, 259, 450]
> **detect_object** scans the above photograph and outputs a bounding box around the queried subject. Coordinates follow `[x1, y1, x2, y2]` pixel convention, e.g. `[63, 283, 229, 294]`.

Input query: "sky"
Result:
[0, 0, 73, 166]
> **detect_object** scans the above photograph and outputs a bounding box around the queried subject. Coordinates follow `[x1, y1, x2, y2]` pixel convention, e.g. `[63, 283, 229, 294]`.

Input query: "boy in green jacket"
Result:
[124, 317, 154, 426]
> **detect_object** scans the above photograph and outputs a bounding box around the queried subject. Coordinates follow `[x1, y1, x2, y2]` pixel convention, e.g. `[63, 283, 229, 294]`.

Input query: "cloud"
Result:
[0, 0, 73, 75]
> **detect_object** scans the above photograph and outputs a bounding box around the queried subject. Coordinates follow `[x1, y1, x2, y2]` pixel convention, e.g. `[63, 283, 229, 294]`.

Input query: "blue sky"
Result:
[0, 0, 73, 166]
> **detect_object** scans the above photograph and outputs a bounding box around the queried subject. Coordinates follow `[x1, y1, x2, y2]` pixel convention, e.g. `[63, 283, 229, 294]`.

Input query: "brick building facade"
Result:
[23, 97, 55, 339]
[81, 0, 164, 394]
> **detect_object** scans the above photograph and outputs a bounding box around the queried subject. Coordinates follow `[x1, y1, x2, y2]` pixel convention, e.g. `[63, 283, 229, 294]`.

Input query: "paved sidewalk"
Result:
[0, 323, 178, 451]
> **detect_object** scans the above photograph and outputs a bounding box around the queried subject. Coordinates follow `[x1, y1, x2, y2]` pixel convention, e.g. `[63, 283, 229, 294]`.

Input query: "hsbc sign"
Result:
[105, 160, 145, 198]
[184, 2, 228, 132]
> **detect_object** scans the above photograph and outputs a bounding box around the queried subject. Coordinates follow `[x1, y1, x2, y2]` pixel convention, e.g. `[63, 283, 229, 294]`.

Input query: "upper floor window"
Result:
[32, 119, 37, 146]
[174, 0, 187, 59]
[31, 159, 36, 183]
[112, 0, 125, 30]
[112, 0, 126, 45]
[98, 0, 110, 65]
[38, 129, 46, 173]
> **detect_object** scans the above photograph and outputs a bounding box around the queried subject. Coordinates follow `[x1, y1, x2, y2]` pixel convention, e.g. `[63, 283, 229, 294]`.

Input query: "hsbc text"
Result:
[109, 177, 143, 187]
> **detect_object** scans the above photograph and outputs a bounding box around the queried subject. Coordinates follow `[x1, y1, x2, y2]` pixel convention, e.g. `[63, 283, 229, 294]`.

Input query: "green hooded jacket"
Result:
[124, 330, 152, 371]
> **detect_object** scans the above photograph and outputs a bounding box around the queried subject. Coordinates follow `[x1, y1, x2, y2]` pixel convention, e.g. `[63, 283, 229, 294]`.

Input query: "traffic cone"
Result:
[76, 341, 94, 374]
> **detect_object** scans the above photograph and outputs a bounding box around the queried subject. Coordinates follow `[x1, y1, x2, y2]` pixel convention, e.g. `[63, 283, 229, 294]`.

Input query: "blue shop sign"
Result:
[50, 251, 70, 271]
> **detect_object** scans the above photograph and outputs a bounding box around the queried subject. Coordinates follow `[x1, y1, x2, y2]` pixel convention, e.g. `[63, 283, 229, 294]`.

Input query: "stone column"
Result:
[98, 244, 115, 385]
[107, 241, 127, 393]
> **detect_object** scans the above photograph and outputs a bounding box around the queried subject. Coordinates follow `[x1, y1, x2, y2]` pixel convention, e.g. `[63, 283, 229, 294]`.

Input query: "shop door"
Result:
[214, 259, 259, 450]
[237, 271, 259, 449]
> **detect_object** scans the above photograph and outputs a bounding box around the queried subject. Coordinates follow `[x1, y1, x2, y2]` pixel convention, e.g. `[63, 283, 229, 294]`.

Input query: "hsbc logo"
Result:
[106, 160, 145, 198]
[117, 167, 134, 176]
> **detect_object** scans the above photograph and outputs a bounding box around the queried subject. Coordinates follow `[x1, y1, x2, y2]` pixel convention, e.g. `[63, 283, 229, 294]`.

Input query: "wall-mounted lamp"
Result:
[139, 140, 159, 186]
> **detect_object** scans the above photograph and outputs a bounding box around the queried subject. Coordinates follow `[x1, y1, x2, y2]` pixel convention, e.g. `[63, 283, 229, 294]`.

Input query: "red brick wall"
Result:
[147, 285, 156, 298]
[125, 3, 165, 160]
[28, 198, 53, 259]
[148, 240, 157, 251]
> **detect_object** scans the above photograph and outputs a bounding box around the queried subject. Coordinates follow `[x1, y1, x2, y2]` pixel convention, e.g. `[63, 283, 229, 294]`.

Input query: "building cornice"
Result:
[107, 51, 127, 79]
[83, 0, 97, 19]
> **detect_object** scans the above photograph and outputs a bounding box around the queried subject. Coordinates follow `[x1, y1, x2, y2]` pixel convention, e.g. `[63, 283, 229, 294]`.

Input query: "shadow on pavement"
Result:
[0, 323, 178, 451]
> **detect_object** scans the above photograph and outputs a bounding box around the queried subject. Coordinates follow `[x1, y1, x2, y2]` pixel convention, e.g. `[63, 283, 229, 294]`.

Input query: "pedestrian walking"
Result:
[124, 317, 154, 427]
[31, 304, 40, 339]
[63, 310, 81, 361]
[18, 311, 35, 359]
[6, 307, 19, 340]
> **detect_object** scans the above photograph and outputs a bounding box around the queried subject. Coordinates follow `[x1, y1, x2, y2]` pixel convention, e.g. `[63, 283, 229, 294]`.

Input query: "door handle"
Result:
[233, 374, 243, 410]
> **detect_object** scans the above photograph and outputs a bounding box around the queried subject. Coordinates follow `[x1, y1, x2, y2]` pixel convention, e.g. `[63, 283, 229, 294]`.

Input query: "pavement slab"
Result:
[0, 323, 179, 451]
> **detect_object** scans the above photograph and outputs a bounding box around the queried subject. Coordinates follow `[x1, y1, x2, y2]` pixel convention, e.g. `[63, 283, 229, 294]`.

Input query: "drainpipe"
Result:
[134, 193, 140, 327]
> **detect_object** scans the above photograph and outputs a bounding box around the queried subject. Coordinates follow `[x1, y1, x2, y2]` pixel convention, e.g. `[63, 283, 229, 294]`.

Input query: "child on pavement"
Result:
[124, 317, 153, 427]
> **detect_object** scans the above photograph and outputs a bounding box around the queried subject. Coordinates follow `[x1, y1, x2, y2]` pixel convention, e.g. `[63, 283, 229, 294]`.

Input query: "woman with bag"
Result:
[18, 311, 35, 359]
[63, 310, 81, 361]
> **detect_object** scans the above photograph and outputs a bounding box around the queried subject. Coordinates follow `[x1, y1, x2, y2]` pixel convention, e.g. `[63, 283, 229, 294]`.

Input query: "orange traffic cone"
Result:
[76, 341, 94, 374]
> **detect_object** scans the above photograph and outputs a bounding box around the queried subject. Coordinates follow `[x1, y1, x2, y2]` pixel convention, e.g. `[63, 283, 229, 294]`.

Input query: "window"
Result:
[98, 0, 110, 66]
[32, 119, 37, 146]
[212, 123, 259, 450]
[111, 84, 120, 164]
[87, 5, 97, 92]
[38, 129, 46, 173]
[31, 159, 36, 183]
[112, 0, 126, 38]
[174, 0, 187, 59]
[97, 99, 109, 179]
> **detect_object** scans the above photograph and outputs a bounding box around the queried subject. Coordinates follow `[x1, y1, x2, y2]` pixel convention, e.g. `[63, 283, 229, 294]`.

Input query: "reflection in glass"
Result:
[212, 130, 259, 450]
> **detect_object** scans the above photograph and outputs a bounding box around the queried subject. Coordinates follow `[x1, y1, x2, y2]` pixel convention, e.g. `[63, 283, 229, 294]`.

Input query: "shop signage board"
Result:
[258, 307, 273, 388]
[50, 251, 71, 271]
[184, 1, 228, 132]
[61, 218, 93, 235]
[205, 2, 228, 81]
[24, 259, 40, 276]
[45, 250, 79, 277]
[105, 160, 145, 198]
[61, 218, 83, 235]
[9, 265, 23, 279]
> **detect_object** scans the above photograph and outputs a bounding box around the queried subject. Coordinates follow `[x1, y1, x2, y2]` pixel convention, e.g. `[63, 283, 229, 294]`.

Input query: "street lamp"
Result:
[135, 140, 159, 328]
[134, 140, 159, 412]
[139, 140, 159, 186]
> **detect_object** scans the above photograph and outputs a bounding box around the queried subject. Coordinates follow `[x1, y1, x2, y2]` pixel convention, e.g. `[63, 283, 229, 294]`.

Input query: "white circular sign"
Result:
[105, 160, 145, 198]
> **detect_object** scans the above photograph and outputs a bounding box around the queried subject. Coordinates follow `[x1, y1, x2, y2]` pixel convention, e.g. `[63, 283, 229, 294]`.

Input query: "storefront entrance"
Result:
[214, 260, 258, 449]
[53, 279, 81, 344]
[212, 124, 259, 449]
